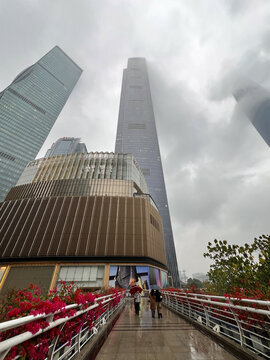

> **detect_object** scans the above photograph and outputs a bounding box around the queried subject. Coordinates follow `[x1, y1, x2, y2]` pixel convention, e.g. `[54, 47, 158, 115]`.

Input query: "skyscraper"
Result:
[45, 137, 87, 158]
[234, 82, 270, 147]
[115, 58, 180, 287]
[0, 46, 82, 201]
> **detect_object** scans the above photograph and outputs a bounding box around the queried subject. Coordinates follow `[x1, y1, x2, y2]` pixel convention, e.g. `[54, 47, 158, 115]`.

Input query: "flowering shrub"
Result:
[203, 235, 270, 295]
[0, 283, 125, 360]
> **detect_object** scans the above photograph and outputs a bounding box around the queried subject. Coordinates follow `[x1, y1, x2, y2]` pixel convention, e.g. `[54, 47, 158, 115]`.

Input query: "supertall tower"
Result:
[115, 58, 180, 287]
[0, 46, 82, 201]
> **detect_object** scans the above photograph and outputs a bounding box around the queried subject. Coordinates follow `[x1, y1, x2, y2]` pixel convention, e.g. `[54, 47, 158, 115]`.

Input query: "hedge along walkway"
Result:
[95, 297, 239, 360]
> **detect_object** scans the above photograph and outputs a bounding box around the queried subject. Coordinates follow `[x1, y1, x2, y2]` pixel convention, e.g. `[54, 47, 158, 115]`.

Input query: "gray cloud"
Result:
[225, 0, 260, 14]
[149, 52, 270, 275]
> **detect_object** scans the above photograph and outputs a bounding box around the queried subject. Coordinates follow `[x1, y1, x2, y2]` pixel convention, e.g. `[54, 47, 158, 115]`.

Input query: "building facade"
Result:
[0, 46, 82, 201]
[234, 81, 270, 147]
[0, 152, 167, 294]
[115, 58, 180, 287]
[45, 137, 87, 158]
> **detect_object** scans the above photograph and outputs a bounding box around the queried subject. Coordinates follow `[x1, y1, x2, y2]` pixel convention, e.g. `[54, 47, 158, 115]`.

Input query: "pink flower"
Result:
[26, 321, 41, 334]
[6, 308, 21, 319]
[19, 302, 32, 312]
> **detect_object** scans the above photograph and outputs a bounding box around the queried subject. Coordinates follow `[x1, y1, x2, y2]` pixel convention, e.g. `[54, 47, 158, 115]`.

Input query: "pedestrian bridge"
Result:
[96, 298, 238, 360]
[0, 290, 269, 360]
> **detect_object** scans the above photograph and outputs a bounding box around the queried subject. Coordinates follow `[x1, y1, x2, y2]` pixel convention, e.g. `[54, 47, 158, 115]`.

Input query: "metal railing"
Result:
[0, 291, 125, 360]
[162, 290, 270, 359]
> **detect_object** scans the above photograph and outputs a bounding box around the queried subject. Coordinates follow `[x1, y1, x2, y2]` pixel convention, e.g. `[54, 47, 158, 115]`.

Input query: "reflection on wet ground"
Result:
[96, 298, 240, 360]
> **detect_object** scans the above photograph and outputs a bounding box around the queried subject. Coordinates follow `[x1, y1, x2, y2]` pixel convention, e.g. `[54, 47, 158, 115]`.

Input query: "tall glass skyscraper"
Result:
[115, 58, 180, 287]
[234, 82, 270, 147]
[0, 46, 82, 201]
[45, 137, 87, 158]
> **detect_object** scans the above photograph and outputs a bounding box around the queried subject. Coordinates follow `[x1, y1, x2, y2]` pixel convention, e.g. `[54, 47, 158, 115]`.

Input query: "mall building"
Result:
[0, 152, 168, 294]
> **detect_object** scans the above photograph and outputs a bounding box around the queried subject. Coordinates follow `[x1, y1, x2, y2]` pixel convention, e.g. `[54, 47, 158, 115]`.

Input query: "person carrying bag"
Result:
[149, 289, 156, 318]
[155, 290, 163, 318]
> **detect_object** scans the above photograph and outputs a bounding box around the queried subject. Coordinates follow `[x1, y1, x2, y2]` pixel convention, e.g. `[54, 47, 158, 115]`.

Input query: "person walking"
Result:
[155, 290, 163, 318]
[149, 289, 156, 318]
[134, 290, 141, 315]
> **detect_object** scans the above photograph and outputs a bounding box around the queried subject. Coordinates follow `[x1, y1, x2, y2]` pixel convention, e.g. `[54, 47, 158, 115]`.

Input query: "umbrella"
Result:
[150, 285, 161, 290]
[129, 286, 142, 295]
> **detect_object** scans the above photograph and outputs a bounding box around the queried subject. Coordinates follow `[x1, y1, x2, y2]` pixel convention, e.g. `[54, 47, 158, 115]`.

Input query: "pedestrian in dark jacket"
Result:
[149, 289, 156, 318]
[155, 290, 162, 318]
[134, 291, 141, 315]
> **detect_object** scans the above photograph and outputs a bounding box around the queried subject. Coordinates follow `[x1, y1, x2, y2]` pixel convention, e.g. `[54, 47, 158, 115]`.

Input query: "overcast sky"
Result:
[1, 0, 270, 278]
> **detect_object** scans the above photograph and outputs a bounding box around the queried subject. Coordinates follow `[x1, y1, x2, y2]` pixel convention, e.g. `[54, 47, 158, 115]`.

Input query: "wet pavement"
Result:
[96, 297, 240, 360]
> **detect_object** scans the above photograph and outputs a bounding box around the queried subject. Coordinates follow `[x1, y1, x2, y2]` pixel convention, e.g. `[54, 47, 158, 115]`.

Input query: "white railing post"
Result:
[203, 296, 210, 327]
[48, 322, 66, 360]
[228, 299, 244, 347]
[75, 320, 82, 353]
[0, 348, 10, 360]
[186, 294, 191, 318]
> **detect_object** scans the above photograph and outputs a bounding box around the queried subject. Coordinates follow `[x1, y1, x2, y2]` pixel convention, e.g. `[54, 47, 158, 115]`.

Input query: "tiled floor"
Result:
[96, 298, 240, 360]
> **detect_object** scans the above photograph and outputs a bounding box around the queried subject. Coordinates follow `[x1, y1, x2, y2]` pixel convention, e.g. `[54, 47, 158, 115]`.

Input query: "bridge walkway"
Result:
[96, 297, 240, 360]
